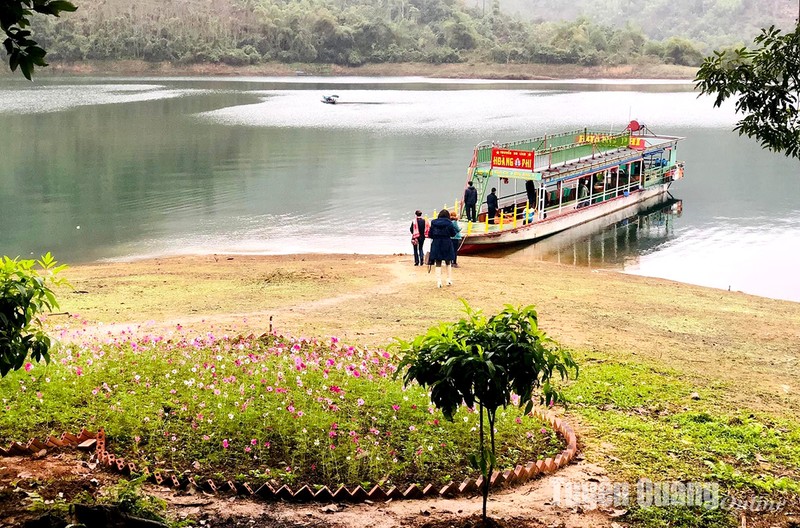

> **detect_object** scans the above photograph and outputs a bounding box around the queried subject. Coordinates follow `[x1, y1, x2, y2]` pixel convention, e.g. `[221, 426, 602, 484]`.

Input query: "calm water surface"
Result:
[1, 77, 799, 301]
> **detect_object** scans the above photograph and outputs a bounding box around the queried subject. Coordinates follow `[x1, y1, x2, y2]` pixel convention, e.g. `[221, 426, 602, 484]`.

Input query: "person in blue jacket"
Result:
[428, 209, 456, 287]
[450, 210, 462, 268]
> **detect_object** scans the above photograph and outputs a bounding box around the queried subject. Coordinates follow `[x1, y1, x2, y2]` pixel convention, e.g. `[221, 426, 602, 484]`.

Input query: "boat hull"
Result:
[459, 183, 670, 254]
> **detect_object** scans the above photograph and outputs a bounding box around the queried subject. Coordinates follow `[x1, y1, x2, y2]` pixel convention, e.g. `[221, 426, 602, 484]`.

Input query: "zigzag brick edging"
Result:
[0, 408, 579, 503]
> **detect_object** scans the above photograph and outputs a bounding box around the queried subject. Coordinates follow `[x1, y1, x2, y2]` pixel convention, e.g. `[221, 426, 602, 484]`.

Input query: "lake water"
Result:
[1, 76, 799, 302]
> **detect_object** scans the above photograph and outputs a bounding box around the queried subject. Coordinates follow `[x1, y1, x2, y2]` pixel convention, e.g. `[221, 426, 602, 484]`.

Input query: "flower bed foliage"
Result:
[0, 326, 563, 489]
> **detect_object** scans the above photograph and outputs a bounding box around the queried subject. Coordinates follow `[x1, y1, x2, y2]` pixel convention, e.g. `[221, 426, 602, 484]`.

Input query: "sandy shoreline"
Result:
[56, 252, 800, 413]
[25, 60, 699, 80]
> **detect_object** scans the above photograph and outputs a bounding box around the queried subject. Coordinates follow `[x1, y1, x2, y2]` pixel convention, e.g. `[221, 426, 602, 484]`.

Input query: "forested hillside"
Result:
[491, 0, 798, 48]
[28, 0, 797, 68]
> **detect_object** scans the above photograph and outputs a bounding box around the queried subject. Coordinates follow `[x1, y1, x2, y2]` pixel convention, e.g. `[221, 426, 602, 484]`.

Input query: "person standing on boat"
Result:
[449, 210, 462, 268]
[487, 187, 499, 224]
[428, 209, 457, 287]
[525, 179, 537, 210]
[464, 181, 478, 222]
[578, 179, 589, 208]
[410, 210, 428, 266]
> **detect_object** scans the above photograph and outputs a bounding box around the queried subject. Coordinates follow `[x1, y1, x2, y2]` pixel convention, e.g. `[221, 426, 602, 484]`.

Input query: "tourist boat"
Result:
[456, 121, 684, 254]
[321, 95, 339, 104]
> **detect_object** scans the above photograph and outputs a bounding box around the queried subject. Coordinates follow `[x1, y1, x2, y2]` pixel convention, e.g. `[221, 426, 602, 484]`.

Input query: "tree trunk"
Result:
[480, 403, 488, 521]
[484, 410, 497, 523]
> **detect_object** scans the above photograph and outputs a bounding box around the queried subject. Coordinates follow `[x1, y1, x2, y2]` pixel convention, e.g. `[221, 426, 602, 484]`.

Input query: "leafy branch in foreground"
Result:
[394, 301, 578, 523]
[0, 252, 68, 377]
[695, 24, 800, 160]
[1, 0, 77, 79]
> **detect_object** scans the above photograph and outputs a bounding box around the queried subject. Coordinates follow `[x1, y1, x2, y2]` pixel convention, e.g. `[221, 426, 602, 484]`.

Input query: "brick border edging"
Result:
[0, 408, 578, 502]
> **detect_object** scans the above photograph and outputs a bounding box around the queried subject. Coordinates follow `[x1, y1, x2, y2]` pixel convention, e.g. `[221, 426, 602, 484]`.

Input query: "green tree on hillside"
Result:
[1, 0, 76, 78]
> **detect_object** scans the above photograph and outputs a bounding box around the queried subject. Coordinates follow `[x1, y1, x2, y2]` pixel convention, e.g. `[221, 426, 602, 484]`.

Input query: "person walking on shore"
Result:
[428, 209, 457, 287]
[410, 210, 428, 266]
[464, 181, 478, 222]
[450, 210, 462, 268]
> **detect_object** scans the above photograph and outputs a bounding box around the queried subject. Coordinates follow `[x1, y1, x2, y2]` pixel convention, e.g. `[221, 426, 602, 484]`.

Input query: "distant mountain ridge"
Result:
[28, 0, 799, 69]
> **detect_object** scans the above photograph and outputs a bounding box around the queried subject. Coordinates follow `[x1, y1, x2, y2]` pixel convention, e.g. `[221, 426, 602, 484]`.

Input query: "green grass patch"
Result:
[0, 331, 563, 490]
[563, 355, 800, 501]
[626, 506, 737, 528]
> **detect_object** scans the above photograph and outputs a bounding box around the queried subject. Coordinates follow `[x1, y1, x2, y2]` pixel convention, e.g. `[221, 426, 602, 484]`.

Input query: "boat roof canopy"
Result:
[470, 128, 682, 183]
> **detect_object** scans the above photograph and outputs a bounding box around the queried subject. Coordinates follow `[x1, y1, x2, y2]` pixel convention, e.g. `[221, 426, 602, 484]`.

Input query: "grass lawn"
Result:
[4, 253, 799, 527]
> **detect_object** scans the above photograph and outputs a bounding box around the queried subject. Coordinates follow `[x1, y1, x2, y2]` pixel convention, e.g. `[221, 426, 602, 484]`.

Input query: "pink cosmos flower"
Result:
[392, 404, 400, 411]
[222, 439, 229, 449]
[24, 363, 32, 372]
[251, 438, 258, 445]
[357, 398, 365, 406]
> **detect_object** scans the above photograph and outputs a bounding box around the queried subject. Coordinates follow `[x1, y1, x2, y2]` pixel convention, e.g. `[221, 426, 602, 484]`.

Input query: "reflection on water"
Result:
[0, 77, 799, 301]
[486, 196, 682, 270]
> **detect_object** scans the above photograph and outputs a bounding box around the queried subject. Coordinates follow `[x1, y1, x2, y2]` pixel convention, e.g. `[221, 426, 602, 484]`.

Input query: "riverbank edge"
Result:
[21, 60, 699, 80]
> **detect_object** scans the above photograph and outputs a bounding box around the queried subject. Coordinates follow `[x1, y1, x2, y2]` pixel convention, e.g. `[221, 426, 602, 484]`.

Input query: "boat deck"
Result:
[538, 145, 643, 183]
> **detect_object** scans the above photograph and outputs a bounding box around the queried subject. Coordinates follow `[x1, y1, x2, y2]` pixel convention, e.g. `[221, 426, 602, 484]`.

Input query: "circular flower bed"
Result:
[0, 329, 564, 490]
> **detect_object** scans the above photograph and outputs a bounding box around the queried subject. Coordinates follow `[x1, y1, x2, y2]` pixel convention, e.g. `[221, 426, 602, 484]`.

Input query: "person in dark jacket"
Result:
[463, 181, 478, 222]
[486, 187, 499, 224]
[428, 209, 457, 287]
[409, 210, 428, 266]
[525, 179, 537, 209]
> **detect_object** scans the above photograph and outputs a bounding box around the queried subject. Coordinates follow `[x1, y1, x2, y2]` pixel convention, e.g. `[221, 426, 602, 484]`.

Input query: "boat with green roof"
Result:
[455, 121, 684, 254]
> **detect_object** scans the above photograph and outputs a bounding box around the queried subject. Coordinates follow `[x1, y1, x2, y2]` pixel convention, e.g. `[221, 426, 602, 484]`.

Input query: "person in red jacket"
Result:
[410, 210, 429, 266]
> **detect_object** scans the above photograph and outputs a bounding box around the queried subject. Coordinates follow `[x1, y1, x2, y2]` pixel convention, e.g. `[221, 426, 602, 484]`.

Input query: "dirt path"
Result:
[153, 459, 621, 528]
[64, 257, 419, 341]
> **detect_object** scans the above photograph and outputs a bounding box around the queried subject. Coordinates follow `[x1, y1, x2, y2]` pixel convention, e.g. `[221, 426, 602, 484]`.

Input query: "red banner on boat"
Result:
[490, 148, 534, 171]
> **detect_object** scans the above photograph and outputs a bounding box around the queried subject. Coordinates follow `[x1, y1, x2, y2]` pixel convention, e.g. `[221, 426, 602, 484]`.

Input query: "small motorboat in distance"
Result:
[321, 95, 339, 104]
